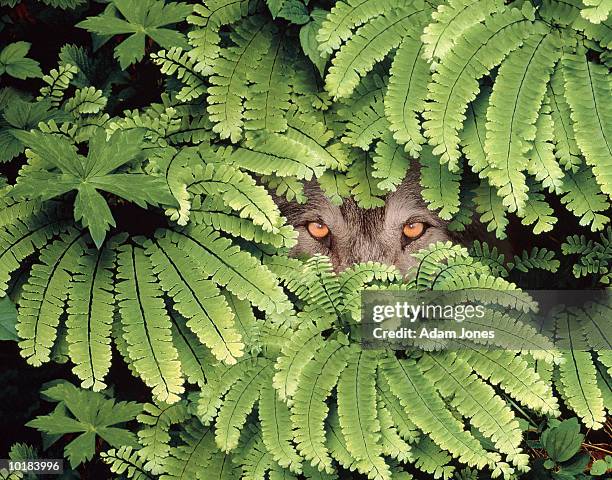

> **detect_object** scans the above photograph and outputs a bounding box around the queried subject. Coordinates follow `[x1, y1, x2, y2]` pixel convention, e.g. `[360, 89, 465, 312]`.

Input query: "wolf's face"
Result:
[275, 169, 486, 274]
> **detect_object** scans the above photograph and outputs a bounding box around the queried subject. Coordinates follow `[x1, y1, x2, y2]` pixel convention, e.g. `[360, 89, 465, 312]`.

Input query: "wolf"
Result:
[274, 169, 497, 274]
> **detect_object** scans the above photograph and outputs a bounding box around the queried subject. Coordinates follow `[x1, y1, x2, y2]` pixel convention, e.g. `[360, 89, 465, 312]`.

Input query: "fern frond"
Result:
[384, 35, 429, 157]
[380, 356, 493, 469]
[581, 301, 612, 353]
[116, 244, 185, 404]
[259, 382, 303, 473]
[101, 446, 152, 480]
[273, 317, 330, 402]
[38, 64, 78, 106]
[581, 0, 612, 24]
[64, 86, 107, 115]
[222, 134, 326, 180]
[376, 399, 412, 463]
[167, 113, 213, 145]
[461, 86, 490, 176]
[107, 106, 181, 147]
[190, 195, 296, 249]
[244, 33, 291, 133]
[316, 0, 397, 55]
[239, 426, 275, 479]
[187, 0, 253, 75]
[474, 181, 509, 240]
[326, 405, 359, 472]
[376, 373, 420, 444]
[418, 353, 527, 468]
[562, 45, 612, 198]
[197, 357, 260, 424]
[223, 291, 261, 354]
[337, 348, 391, 480]
[346, 152, 385, 209]
[447, 181, 476, 232]
[560, 167, 610, 231]
[325, 6, 426, 99]
[291, 338, 349, 473]
[186, 160, 284, 232]
[66, 242, 116, 391]
[469, 240, 509, 277]
[517, 185, 557, 234]
[17, 229, 85, 367]
[336, 261, 401, 313]
[508, 247, 560, 273]
[466, 349, 560, 415]
[207, 15, 273, 142]
[422, 0, 504, 63]
[342, 94, 388, 151]
[419, 147, 461, 220]
[160, 225, 292, 314]
[161, 419, 217, 480]
[262, 174, 307, 204]
[424, 5, 536, 170]
[144, 234, 244, 365]
[285, 110, 351, 171]
[411, 241, 471, 288]
[555, 308, 606, 429]
[371, 134, 411, 195]
[151, 47, 207, 102]
[317, 171, 351, 207]
[411, 436, 455, 480]
[527, 105, 565, 195]
[170, 312, 217, 387]
[486, 29, 561, 213]
[137, 401, 190, 474]
[215, 359, 272, 452]
[301, 255, 342, 316]
[0, 205, 65, 296]
[547, 67, 582, 171]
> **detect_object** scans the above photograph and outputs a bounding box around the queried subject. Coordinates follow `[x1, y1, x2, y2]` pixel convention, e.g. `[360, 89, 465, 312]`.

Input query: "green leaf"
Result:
[74, 184, 115, 249]
[268, 0, 309, 24]
[77, 0, 192, 69]
[419, 146, 461, 220]
[27, 381, 141, 468]
[116, 244, 186, 403]
[384, 34, 429, 157]
[0, 42, 42, 79]
[590, 458, 609, 476]
[540, 418, 584, 463]
[13, 129, 175, 247]
[325, 6, 426, 99]
[300, 9, 329, 76]
[424, 5, 535, 171]
[0, 296, 18, 341]
[581, 0, 612, 24]
[486, 29, 561, 213]
[562, 45, 612, 199]
[66, 243, 118, 391]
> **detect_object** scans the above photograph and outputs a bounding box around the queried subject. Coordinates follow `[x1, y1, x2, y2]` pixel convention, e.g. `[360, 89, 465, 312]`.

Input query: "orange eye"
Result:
[403, 222, 425, 240]
[307, 222, 330, 239]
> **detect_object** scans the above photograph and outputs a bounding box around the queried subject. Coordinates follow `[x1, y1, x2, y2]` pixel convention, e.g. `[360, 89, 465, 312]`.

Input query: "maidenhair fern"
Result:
[1, 0, 610, 479]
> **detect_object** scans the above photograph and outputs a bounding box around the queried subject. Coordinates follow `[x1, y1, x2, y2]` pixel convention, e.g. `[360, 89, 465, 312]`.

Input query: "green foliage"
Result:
[0, 297, 18, 341]
[13, 128, 176, 247]
[27, 381, 142, 468]
[1, 0, 610, 479]
[0, 42, 42, 80]
[77, 0, 193, 69]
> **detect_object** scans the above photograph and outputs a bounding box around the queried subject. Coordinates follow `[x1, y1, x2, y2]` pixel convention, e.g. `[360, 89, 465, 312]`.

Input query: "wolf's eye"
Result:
[402, 222, 426, 240]
[307, 222, 330, 239]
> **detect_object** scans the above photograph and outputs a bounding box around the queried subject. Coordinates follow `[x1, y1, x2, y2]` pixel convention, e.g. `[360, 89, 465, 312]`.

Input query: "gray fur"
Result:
[274, 169, 499, 273]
